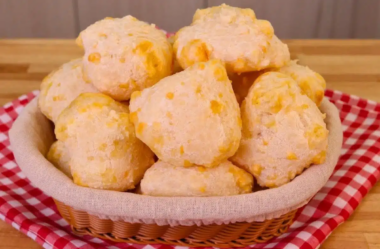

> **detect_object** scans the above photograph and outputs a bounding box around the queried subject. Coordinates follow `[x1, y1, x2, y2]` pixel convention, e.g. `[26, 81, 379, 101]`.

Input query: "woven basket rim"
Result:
[9, 97, 343, 226]
[54, 199, 298, 247]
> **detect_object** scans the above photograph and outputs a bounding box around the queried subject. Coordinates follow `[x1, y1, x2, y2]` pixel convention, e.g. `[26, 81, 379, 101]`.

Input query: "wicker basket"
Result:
[54, 199, 298, 247]
[10, 98, 343, 248]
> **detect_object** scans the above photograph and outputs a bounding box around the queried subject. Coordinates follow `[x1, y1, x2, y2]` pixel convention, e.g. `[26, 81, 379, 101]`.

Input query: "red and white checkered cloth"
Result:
[0, 90, 379, 249]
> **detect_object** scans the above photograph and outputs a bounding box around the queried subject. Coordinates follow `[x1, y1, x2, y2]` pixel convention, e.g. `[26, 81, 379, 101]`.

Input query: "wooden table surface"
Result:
[0, 39, 379, 249]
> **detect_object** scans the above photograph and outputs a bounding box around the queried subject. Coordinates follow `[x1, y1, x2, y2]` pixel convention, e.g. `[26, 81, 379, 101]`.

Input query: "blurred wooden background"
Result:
[0, 0, 379, 39]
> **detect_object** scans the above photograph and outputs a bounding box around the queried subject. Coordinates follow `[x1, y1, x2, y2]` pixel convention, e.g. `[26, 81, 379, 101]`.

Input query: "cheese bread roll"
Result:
[173, 4, 290, 73]
[130, 59, 241, 168]
[77, 16, 172, 101]
[55, 93, 155, 191]
[38, 58, 98, 123]
[231, 72, 328, 188]
[141, 160, 253, 196]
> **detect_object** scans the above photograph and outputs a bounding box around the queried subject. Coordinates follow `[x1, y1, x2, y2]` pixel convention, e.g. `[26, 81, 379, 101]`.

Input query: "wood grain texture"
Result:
[0, 40, 379, 248]
[0, 222, 41, 249]
[76, 0, 206, 33]
[0, 0, 78, 38]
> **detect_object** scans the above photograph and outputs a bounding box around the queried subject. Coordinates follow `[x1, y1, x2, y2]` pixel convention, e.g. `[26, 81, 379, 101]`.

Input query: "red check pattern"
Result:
[0, 90, 379, 249]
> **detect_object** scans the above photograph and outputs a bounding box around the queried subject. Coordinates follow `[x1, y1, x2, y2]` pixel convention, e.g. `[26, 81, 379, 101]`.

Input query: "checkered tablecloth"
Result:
[0, 90, 379, 249]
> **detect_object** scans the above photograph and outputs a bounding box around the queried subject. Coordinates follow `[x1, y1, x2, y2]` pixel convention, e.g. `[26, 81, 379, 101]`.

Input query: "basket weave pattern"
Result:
[54, 199, 298, 247]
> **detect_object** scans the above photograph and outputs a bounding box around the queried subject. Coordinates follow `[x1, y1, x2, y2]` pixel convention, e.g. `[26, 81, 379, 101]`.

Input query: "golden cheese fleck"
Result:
[197, 166, 206, 172]
[288, 171, 296, 180]
[73, 172, 88, 187]
[210, 100, 222, 114]
[195, 85, 202, 94]
[252, 164, 262, 176]
[166, 92, 174, 100]
[267, 174, 278, 180]
[133, 40, 153, 54]
[266, 182, 277, 188]
[228, 166, 252, 192]
[180, 39, 209, 67]
[184, 160, 192, 168]
[99, 143, 107, 152]
[131, 91, 141, 100]
[264, 120, 276, 128]
[237, 116, 242, 128]
[287, 152, 298, 160]
[315, 91, 324, 104]
[312, 150, 326, 164]
[88, 52, 101, 64]
[92, 102, 103, 108]
[137, 122, 146, 135]
[271, 96, 283, 113]
[210, 59, 219, 66]
[251, 94, 261, 106]
[153, 136, 164, 147]
[145, 51, 160, 77]
[129, 111, 138, 124]
[213, 67, 228, 81]
[55, 125, 67, 139]
[106, 121, 116, 127]
[52, 95, 66, 101]
[233, 58, 246, 71]
[305, 124, 328, 149]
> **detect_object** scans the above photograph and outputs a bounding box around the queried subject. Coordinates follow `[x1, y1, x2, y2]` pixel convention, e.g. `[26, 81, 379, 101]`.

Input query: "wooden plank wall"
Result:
[0, 0, 78, 38]
[76, 0, 206, 33]
[0, 0, 379, 38]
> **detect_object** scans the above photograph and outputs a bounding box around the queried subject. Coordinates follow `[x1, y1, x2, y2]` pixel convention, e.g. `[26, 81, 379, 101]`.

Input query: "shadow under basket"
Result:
[54, 199, 298, 248]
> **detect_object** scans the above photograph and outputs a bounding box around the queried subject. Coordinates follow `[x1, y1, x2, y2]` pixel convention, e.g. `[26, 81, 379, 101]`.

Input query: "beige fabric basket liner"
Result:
[9, 97, 342, 226]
